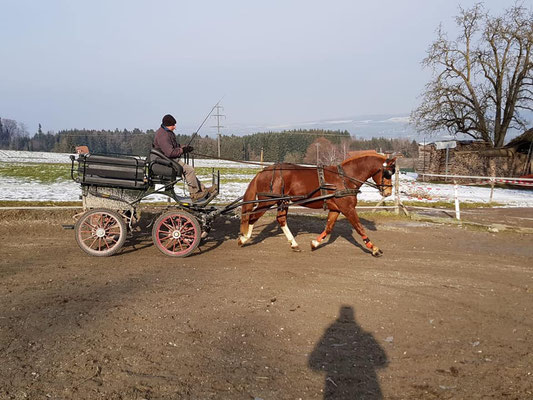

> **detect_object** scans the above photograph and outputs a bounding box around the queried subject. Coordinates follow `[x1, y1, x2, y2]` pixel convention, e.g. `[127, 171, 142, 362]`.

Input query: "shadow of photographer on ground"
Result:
[308, 305, 389, 399]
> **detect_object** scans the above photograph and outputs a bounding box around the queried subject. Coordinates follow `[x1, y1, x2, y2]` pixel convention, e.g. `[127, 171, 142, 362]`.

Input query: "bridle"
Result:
[372, 162, 396, 195]
[337, 160, 396, 195]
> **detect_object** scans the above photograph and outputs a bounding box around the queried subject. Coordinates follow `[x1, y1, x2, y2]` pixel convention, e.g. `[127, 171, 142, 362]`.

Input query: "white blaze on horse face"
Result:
[280, 224, 298, 248]
[383, 178, 393, 197]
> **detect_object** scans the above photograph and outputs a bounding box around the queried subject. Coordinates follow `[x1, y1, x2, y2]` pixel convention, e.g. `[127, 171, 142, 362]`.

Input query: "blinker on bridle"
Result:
[333, 159, 396, 192]
[382, 163, 396, 180]
[377, 162, 396, 192]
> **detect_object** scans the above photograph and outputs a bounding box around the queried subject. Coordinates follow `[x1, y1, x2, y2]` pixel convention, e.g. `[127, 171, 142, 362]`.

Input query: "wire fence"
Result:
[1, 150, 533, 216]
[381, 172, 533, 220]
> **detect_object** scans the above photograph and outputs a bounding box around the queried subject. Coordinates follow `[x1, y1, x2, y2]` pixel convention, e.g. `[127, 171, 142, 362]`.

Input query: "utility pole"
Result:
[211, 104, 225, 157]
[343, 142, 346, 160]
[315, 142, 320, 165]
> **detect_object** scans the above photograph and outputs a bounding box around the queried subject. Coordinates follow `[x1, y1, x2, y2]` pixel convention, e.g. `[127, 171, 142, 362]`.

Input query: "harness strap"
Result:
[334, 188, 360, 197]
[317, 165, 328, 210]
[269, 165, 275, 193]
[337, 164, 347, 189]
[269, 164, 286, 195]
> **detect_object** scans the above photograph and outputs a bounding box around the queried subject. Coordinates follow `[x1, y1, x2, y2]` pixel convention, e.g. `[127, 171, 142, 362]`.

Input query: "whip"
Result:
[186, 96, 225, 147]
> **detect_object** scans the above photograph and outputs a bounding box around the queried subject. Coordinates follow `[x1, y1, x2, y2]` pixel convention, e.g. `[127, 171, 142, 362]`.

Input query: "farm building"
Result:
[416, 128, 533, 180]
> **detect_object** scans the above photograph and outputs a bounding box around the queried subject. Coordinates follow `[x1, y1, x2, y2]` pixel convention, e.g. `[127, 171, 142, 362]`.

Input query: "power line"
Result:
[52, 130, 355, 139]
[211, 103, 226, 157]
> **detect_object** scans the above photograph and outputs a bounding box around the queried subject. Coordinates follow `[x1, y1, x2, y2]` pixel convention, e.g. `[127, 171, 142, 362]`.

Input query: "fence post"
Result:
[489, 176, 495, 203]
[454, 180, 461, 220]
[395, 167, 400, 215]
[372, 197, 386, 213]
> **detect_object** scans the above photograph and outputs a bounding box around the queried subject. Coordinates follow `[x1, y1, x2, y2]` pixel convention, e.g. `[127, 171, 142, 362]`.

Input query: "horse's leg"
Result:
[311, 210, 340, 251]
[342, 207, 383, 257]
[238, 221, 255, 247]
[238, 201, 254, 246]
[238, 203, 273, 246]
[276, 206, 300, 252]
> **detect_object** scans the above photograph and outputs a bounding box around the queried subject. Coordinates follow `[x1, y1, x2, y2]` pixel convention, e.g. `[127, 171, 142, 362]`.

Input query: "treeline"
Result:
[0, 118, 418, 163]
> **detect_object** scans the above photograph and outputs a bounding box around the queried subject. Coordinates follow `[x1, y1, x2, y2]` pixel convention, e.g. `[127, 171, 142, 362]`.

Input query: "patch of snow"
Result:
[0, 150, 73, 164]
[0, 150, 266, 169]
[324, 119, 354, 124]
[0, 176, 80, 201]
[382, 116, 411, 124]
[0, 150, 532, 206]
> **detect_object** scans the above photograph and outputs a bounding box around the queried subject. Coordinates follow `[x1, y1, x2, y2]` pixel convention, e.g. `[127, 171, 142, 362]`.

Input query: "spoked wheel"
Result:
[75, 209, 127, 257]
[152, 210, 201, 257]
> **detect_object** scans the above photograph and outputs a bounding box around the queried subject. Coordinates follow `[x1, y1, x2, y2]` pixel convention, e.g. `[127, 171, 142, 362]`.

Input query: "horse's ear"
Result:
[386, 156, 397, 166]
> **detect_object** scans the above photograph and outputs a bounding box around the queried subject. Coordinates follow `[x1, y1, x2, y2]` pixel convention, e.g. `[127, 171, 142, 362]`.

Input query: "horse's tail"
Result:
[240, 174, 259, 235]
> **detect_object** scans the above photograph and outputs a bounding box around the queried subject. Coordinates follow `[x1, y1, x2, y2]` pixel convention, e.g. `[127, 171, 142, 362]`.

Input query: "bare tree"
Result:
[304, 137, 343, 165]
[0, 119, 20, 148]
[412, 3, 532, 147]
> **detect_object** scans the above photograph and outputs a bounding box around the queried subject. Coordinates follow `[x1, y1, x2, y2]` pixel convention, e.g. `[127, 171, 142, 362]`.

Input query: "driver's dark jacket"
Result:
[153, 126, 183, 158]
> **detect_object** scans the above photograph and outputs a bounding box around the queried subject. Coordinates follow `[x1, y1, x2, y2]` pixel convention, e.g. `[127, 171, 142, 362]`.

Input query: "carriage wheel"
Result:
[152, 210, 201, 257]
[75, 209, 127, 257]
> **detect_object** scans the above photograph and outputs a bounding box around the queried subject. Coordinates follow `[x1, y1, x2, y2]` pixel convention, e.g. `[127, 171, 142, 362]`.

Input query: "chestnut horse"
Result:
[237, 154, 396, 256]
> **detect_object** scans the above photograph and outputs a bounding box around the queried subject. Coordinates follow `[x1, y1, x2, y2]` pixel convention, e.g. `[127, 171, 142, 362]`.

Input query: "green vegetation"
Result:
[0, 198, 503, 210]
[0, 162, 71, 183]
[0, 200, 82, 207]
[0, 163, 261, 184]
[1, 117, 419, 163]
[195, 166, 261, 177]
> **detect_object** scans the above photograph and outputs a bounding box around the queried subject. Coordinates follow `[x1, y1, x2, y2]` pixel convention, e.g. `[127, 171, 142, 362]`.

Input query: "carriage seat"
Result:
[75, 153, 147, 189]
[147, 148, 184, 185]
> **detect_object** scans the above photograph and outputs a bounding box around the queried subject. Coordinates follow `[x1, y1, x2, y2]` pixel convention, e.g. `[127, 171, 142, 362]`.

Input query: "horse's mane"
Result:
[341, 152, 387, 166]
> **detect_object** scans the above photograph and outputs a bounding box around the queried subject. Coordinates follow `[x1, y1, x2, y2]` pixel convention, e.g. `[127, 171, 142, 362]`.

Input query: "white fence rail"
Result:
[1, 150, 532, 215]
[398, 172, 533, 220]
[419, 173, 533, 184]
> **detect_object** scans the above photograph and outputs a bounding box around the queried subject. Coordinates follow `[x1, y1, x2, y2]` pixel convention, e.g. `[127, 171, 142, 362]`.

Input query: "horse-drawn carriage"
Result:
[71, 149, 397, 258]
[71, 148, 229, 257]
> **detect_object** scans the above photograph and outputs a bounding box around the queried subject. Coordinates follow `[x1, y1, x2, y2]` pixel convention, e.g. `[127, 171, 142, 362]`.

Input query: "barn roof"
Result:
[505, 128, 533, 150]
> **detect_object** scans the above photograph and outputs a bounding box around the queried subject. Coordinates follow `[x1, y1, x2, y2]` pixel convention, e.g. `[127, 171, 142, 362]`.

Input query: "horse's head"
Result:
[340, 153, 397, 196]
[371, 157, 396, 197]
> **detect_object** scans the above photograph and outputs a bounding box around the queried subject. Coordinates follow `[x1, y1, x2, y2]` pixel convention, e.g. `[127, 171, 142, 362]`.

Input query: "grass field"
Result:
[0, 159, 530, 206]
[0, 162, 72, 183]
[0, 163, 260, 184]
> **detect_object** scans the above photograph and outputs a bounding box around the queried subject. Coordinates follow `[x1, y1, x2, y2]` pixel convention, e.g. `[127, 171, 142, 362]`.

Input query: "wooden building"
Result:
[416, 129, 533, 181]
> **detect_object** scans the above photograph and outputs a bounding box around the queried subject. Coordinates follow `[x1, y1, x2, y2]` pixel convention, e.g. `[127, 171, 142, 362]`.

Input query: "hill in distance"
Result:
[193, 112, 531, 144]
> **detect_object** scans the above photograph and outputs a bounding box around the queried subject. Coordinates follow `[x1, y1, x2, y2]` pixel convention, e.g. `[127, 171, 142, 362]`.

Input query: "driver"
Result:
[153, 114, 216, 201]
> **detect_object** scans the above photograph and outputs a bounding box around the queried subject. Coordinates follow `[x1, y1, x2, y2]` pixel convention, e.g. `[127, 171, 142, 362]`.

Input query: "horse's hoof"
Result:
[237, 238, 245, 247]
[372, 248, 383, 257]
[310, 240, 320, 251]
[291, 246, 301, 252]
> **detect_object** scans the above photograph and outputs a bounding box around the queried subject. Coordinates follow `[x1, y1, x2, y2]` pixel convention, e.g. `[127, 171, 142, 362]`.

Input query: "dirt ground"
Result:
[0, 207, 532, 399]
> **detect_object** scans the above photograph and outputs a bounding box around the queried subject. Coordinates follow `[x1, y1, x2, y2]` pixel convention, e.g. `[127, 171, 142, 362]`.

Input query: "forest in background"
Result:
[0, 118, 418, 164]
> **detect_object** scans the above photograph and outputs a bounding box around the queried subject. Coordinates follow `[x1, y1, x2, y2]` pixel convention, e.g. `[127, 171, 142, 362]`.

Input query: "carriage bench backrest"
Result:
[77, 153, 147, 189]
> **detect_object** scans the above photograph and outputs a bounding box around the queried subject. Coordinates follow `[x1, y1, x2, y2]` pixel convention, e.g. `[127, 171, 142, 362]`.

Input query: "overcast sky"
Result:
[0, 0, 521, 134]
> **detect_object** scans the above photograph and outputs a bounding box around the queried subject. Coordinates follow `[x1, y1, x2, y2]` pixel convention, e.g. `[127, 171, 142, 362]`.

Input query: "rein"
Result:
[336, 164, 394, 191]
[193, 152, 394, 191]
[194, 152, 271, 167]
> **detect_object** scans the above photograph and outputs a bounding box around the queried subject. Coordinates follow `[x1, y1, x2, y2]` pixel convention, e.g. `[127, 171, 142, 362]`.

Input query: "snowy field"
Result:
[0, 150, 260, 169]
[0, 150, 532, 206]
